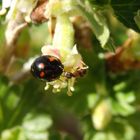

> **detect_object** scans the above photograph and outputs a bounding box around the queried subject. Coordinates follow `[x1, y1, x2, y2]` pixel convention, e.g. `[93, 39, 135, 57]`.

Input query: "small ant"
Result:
[63, 63, 88, 79]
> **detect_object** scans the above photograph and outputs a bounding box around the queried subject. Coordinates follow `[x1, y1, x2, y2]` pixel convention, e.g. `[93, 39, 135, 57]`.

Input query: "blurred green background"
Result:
[0, 0, 140, 140]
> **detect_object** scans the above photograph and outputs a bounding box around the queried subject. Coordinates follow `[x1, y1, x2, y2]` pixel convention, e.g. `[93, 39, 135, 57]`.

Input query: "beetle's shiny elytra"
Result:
[31, 55, 64, 82]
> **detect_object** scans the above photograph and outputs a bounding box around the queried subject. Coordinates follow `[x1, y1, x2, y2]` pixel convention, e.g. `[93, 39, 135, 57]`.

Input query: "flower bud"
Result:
[91, 99, 112, 130]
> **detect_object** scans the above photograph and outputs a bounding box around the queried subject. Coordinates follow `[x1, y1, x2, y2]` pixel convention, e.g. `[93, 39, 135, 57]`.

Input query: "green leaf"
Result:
[87, 93, 99, 109]
[124, 124, 135, 140]
[111, 99, 135, 116]
[111, 0, 140, 32]
[107, 132, 118, 140]
[134, 10, 140, 30]
[116, 92, 135, 104]
[5, 91, 19, 111]
[23, 113, 52, 132]
[92, 132, 107, 140]
[1, 126, 26, 140]
[113, 82, 126, 92]
[104, 37, 116, 52]
[78, 3, 110, 47]
[22, 113, 52, 140]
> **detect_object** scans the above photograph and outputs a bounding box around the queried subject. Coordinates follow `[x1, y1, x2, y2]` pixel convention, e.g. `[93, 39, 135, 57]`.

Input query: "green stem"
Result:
[52, 13, 74, 61]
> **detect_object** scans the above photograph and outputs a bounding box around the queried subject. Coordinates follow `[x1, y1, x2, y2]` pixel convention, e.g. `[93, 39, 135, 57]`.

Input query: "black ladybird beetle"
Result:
[31, 55, 64, 82]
